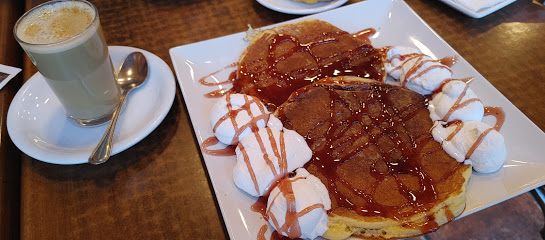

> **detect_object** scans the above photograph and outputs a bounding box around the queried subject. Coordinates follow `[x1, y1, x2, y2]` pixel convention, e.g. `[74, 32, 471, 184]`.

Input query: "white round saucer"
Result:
[7, 46, 176, 165]
[256, 0, 348, 15]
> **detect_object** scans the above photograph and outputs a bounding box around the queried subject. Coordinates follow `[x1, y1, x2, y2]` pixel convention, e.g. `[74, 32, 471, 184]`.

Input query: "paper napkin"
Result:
[455, 0, 506, 12]
[0, 64, 21, 90]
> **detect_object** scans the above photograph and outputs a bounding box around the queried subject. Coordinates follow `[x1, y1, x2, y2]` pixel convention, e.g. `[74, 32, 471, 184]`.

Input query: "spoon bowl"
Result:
[89, 52, 149, 165]
[117, 52, 148, 90]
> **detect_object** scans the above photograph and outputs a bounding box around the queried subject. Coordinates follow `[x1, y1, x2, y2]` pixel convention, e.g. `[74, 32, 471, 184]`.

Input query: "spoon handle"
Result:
[89, 90, 130, 165]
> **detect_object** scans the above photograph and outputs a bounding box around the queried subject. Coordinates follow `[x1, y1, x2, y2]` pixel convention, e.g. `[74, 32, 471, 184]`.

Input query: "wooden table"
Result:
[1, 0, 544, 239]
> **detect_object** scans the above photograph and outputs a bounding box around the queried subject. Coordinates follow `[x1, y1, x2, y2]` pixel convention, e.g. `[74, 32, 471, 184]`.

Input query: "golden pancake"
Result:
[275, 76, 471, 239]
[232, 19, 386, 109]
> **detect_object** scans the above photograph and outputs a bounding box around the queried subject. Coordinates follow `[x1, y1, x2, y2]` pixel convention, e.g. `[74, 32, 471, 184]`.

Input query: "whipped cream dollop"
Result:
[386, 46, 452, 95]
[233, 127, 312, 197]
[266, 168, 331, 240]
[386, 46, 506, 173]
[210, 93, 282, 145]
[432, 121, 506, 173]
[428, 80, 484, 123]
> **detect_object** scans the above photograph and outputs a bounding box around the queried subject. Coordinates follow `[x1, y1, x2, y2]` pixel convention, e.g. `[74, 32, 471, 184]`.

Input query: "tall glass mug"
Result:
[14, 0, 120, 126]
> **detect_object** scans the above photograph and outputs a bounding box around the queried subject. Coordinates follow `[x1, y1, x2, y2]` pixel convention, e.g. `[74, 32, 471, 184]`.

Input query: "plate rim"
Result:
[256, 0, 349, 15]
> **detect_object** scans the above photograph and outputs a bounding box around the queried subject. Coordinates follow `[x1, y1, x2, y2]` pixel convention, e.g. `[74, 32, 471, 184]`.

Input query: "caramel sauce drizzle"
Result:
[266, 176, 327, 239]
[445, 121, 490, 160]
[257, 225, 268, 240]
[466, 128, 494, 159]
[459, 77, 474, 84]
[212, 94, 270, 144]
[485, 106, 505, 130]
[201, 137, 236, 156]
[270, 231, 302, 240]
[445, 207, 456, 222]
[252, 196, 268, 216]
[386, 51, 459, 99]
[203, 92, 292, 195]
[277, 79, 454, 222]
[388, 50, 484, 122]
[439, 55, 458, 67]
[440, 82, 482, 122]
[232, 29, 384, 108]
[390, 54, 453, 88]
[353, 28, 376, 44]
[204, 88, 230, 98]
[444, 106, 505, 160]
[239, 128, 289, 195]
[201, 93, 269, 155]
[239, 143, 261, 193]
[199, 63, 238, 86]
[200, 63, 238, 98]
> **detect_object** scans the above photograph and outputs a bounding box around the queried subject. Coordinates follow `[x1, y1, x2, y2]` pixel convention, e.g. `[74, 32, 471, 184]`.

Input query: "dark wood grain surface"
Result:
[0, 1, 23, 240]
[0, 0, 543, 239]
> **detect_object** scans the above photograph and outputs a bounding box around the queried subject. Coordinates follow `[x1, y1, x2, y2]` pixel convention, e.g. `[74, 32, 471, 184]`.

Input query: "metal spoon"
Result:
[89, 52, 149, 165]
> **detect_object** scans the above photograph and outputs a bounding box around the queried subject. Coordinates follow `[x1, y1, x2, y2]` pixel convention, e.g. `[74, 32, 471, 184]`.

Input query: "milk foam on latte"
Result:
[16, 1, 95, 52]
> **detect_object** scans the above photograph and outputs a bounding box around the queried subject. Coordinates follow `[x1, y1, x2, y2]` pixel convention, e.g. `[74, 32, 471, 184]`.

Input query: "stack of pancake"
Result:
[233, 19, 385, 109]
[232, 19, 471, 240]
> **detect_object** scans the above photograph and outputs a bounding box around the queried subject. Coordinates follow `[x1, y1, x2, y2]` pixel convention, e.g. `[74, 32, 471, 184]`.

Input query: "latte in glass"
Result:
[15, 0, 120, 126]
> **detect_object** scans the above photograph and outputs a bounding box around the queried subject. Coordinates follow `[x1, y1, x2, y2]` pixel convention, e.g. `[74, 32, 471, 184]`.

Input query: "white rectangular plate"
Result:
[439, 0, 516, 18]
[170, 0, 545, 239]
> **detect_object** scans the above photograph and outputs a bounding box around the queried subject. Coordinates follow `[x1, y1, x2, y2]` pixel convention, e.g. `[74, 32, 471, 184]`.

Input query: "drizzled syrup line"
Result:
[204, 88, 231, 98]
[200, 63, 238, 98]
[387, 49, 469, 128]
[257, 225, 268, 240]
[398, 55, 452, 88]
[254, 128, 280, 178]
[444, 121, 495, 161]
[298, 30, 348, 44]
[368, 111, 440, 211]
[386, 52, 456, 95]
[204, 92, 294, 196]
[240, 143, 261, 194]
[267, 178, 300, 239]
[286, 82, 445, 218]
[459, 77, 474, 84]
[406, 62, 452, 84]
[404, 57, 433, 83]
[202, 93, 269, 156]
[387, 53, 422, 67]
[238, 123, 290, 196]
[212, 94, 270, 145]
[199, 62, 238, 86]
[444, 207, 455, 222]
[418, 135, 463, 183]
[441, 82, 481, 122]
[233, 30, 384, 108]
[266, 176, 326, 239]
[352, 28, 377, 44]
[387, 53, 456, 74]
[465, 128, 494, 160]
[440, 105, 504, 161]
[484, 106, 505, 130]
[201, 137, 236, 156]
[262, 34, 374, 81]
[439, 55, 458, 67]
